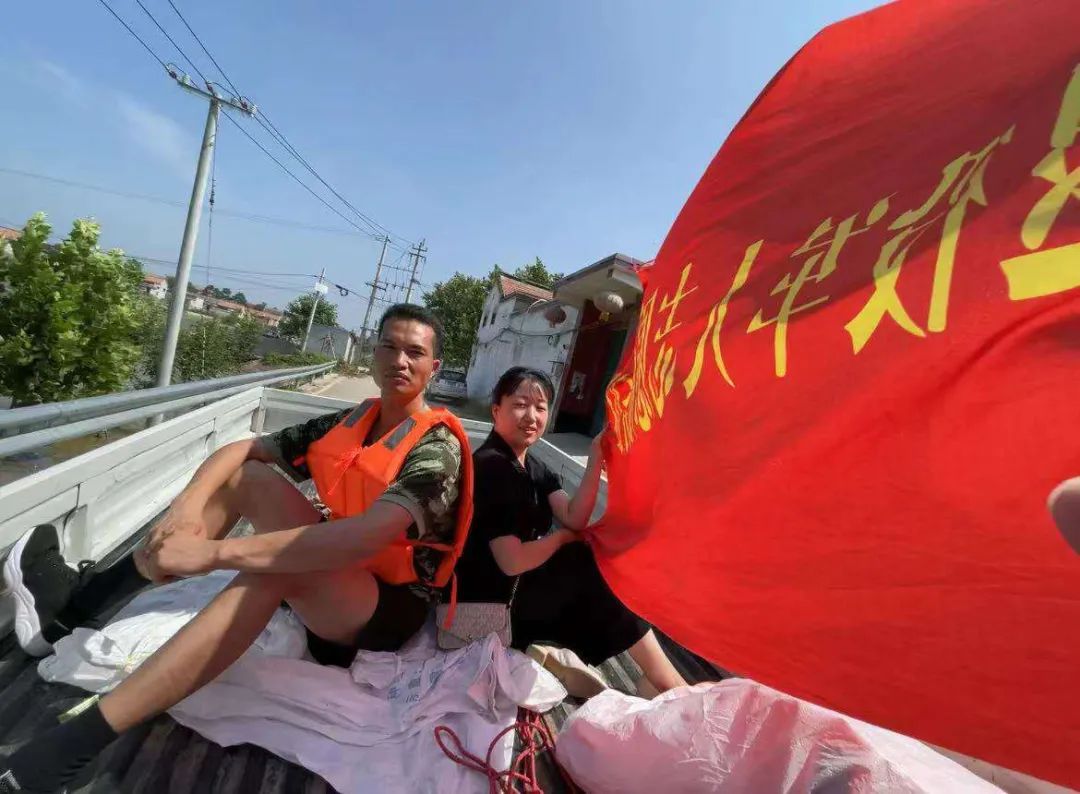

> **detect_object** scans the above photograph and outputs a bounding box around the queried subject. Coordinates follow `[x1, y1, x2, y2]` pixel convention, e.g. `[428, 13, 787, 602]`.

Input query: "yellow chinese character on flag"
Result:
[682, 241, 762, 397]
[846, 127, 1014, 353]
[749, 200, 888, 376]
[1000, 63, 1080, 301]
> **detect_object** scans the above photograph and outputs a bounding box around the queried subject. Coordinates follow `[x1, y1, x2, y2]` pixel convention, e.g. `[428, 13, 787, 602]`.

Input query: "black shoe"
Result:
[0, 701, 117, 793]
[0, 767, 45, 793]
[2, 525, 82, 657]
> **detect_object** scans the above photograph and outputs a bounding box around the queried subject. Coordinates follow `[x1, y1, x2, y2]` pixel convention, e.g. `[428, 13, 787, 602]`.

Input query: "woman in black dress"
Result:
[455, 366, 686, 695]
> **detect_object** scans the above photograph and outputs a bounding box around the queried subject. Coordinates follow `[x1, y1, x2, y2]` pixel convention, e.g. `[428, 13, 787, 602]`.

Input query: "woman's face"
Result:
[492, 379, 550, 450]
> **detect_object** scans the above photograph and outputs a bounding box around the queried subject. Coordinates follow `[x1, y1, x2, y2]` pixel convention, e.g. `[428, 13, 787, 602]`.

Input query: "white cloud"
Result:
[34, 59, 88, 106]
[113, 93, 193, 179]
[27, 58, 192, 180]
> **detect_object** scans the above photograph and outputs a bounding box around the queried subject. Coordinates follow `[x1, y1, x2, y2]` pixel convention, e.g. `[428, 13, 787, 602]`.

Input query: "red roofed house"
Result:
[208, 297, 282, 329]
[140, 273, 169, 300]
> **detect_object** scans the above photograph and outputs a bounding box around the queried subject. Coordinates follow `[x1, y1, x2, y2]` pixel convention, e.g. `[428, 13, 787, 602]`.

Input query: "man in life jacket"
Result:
[0, 303, 473, 793]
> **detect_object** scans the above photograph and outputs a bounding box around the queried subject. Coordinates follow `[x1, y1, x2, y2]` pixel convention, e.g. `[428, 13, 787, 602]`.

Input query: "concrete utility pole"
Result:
[360, 236, 390, 356]
[156, 71, 255, 389]
[301, 267, 327, 353]
[404, 239, 427, 304]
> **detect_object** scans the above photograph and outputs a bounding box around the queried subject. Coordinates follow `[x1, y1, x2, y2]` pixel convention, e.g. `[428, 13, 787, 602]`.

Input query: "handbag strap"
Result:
[507, 574, 522, 609]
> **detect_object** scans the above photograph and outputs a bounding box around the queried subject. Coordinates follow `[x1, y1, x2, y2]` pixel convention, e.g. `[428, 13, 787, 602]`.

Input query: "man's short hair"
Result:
[377, 303, 444, 358]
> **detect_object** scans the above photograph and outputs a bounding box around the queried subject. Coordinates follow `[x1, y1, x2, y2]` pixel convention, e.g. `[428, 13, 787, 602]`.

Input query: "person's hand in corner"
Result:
[1048, 478, 1080, 554]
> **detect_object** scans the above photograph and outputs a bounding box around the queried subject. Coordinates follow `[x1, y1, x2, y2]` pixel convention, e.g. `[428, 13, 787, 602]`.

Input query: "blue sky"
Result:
[1, 0, 882, 328]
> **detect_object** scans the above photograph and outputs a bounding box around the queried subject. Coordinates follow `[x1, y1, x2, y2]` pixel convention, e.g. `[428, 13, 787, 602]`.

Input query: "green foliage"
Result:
[510, 257, 563, 289]
[279, 293, 339, 342]
[0, 213, 144, 406]
[136, 303, 263, 384]
[422, 270, 494, 368]
[263, 351, 333, 368]
[232, 292, 249, 305]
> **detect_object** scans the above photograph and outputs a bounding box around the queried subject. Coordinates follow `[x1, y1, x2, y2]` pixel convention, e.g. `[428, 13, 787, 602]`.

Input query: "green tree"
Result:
[510, 257, 563, 289]
[0, 213, 144, 405]
[422, 270, 496, 368]
[232, 292, 249, 305]
[221, 287, 233, 298]
[137, 309, 263, 384]
[279, 293, 339, 342]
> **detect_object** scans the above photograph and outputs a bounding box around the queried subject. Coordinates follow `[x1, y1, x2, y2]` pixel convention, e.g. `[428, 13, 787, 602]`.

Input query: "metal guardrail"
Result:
[0, 363, 334, 458]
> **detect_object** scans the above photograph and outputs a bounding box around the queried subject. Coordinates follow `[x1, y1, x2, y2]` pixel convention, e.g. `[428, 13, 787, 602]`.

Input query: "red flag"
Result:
[594, 0, 1080, 786]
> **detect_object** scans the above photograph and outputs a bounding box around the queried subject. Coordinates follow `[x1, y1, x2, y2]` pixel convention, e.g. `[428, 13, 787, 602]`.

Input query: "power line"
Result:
[96, 0, 418, 263]
[94, 0, 168, 70]
[0, 165, 371, 237]
[165, 0, 241, 97]
[220, 111, 386, 239]
[254, 111, 412, 247]
[132, 0, 208, 85]
[156, 1, 415, 250]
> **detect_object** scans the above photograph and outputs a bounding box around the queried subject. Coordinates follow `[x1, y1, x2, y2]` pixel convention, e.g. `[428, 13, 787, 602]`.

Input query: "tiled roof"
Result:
[0, 227, 21, 242]
[142, 274, 167, 285]
[213, 299, 246, 311]
[498, 274, 552, 302]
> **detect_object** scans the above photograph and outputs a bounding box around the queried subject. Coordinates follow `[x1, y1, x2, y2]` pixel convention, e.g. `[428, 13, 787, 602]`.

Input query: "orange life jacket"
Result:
[303, 399, 474, 592]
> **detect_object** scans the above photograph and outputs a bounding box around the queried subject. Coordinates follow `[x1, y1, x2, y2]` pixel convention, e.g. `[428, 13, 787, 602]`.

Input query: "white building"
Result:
[140, 273, 168, 300]
[466, 275, 579, 404]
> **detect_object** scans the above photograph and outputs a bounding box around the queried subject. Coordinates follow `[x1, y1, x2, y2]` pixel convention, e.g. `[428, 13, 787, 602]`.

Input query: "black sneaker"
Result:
[0, 767, 46, 794]
[0, 768, 28, 793]
[2, 525, 81, 657]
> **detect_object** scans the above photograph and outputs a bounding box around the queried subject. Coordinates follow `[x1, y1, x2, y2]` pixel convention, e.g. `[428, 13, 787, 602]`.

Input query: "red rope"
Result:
[434, 708, 579, 793]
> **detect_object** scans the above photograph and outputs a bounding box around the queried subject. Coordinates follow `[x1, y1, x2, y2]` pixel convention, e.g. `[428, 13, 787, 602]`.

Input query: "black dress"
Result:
[454, 431, 648, 665]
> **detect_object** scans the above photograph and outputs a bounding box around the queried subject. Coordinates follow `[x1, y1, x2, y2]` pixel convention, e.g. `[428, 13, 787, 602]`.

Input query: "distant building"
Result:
[207, 297, 282, 328]
[466, 274, 579, 405]
[248, 306, 283, 329]
[549, 254, 645, 437]
[303, 322, 360, 362]
[140, 273, 169, 300]
[0, 227, 20, 260]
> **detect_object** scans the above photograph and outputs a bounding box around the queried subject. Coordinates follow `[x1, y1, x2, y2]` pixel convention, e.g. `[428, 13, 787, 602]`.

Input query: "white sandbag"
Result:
[555, 681, 1003, 793]
[38, 570, 307, 691]
[39, 571, 567, 794]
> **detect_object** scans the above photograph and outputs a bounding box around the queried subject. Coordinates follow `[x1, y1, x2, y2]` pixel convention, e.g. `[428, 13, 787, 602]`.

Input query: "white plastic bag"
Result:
[555, 681, 1002, 793]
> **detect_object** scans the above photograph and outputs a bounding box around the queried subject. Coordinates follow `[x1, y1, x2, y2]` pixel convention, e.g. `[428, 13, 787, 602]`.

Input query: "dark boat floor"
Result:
[0, 538, 726, 793]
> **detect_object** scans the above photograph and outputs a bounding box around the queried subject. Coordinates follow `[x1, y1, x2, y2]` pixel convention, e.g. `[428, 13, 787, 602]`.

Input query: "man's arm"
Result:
[147, 501, 415, 576]
[217, 501, 414, 572]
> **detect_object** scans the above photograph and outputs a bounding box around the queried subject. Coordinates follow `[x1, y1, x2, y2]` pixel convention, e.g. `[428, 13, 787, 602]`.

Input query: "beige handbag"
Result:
[436, 577, 520, 650]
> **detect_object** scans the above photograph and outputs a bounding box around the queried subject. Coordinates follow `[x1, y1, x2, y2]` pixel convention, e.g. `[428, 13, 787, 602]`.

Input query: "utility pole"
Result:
[301, 268, 327, 353]
[404, 239, 427, 304]
[156, 70, 255, 389]
[360, 236, 390, 356]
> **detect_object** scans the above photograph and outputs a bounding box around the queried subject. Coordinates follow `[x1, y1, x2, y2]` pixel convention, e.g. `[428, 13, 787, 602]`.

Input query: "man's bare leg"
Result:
[628, 629, 689, 693]
[98, 563, 378, 731]
[0, 464, 380, 790]
[106, 463, 379, 729]
[136, 460, 320, 579]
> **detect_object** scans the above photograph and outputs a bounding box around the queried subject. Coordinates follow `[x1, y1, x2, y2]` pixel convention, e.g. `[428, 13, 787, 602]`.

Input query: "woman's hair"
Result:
[491, 366, 555, 406]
